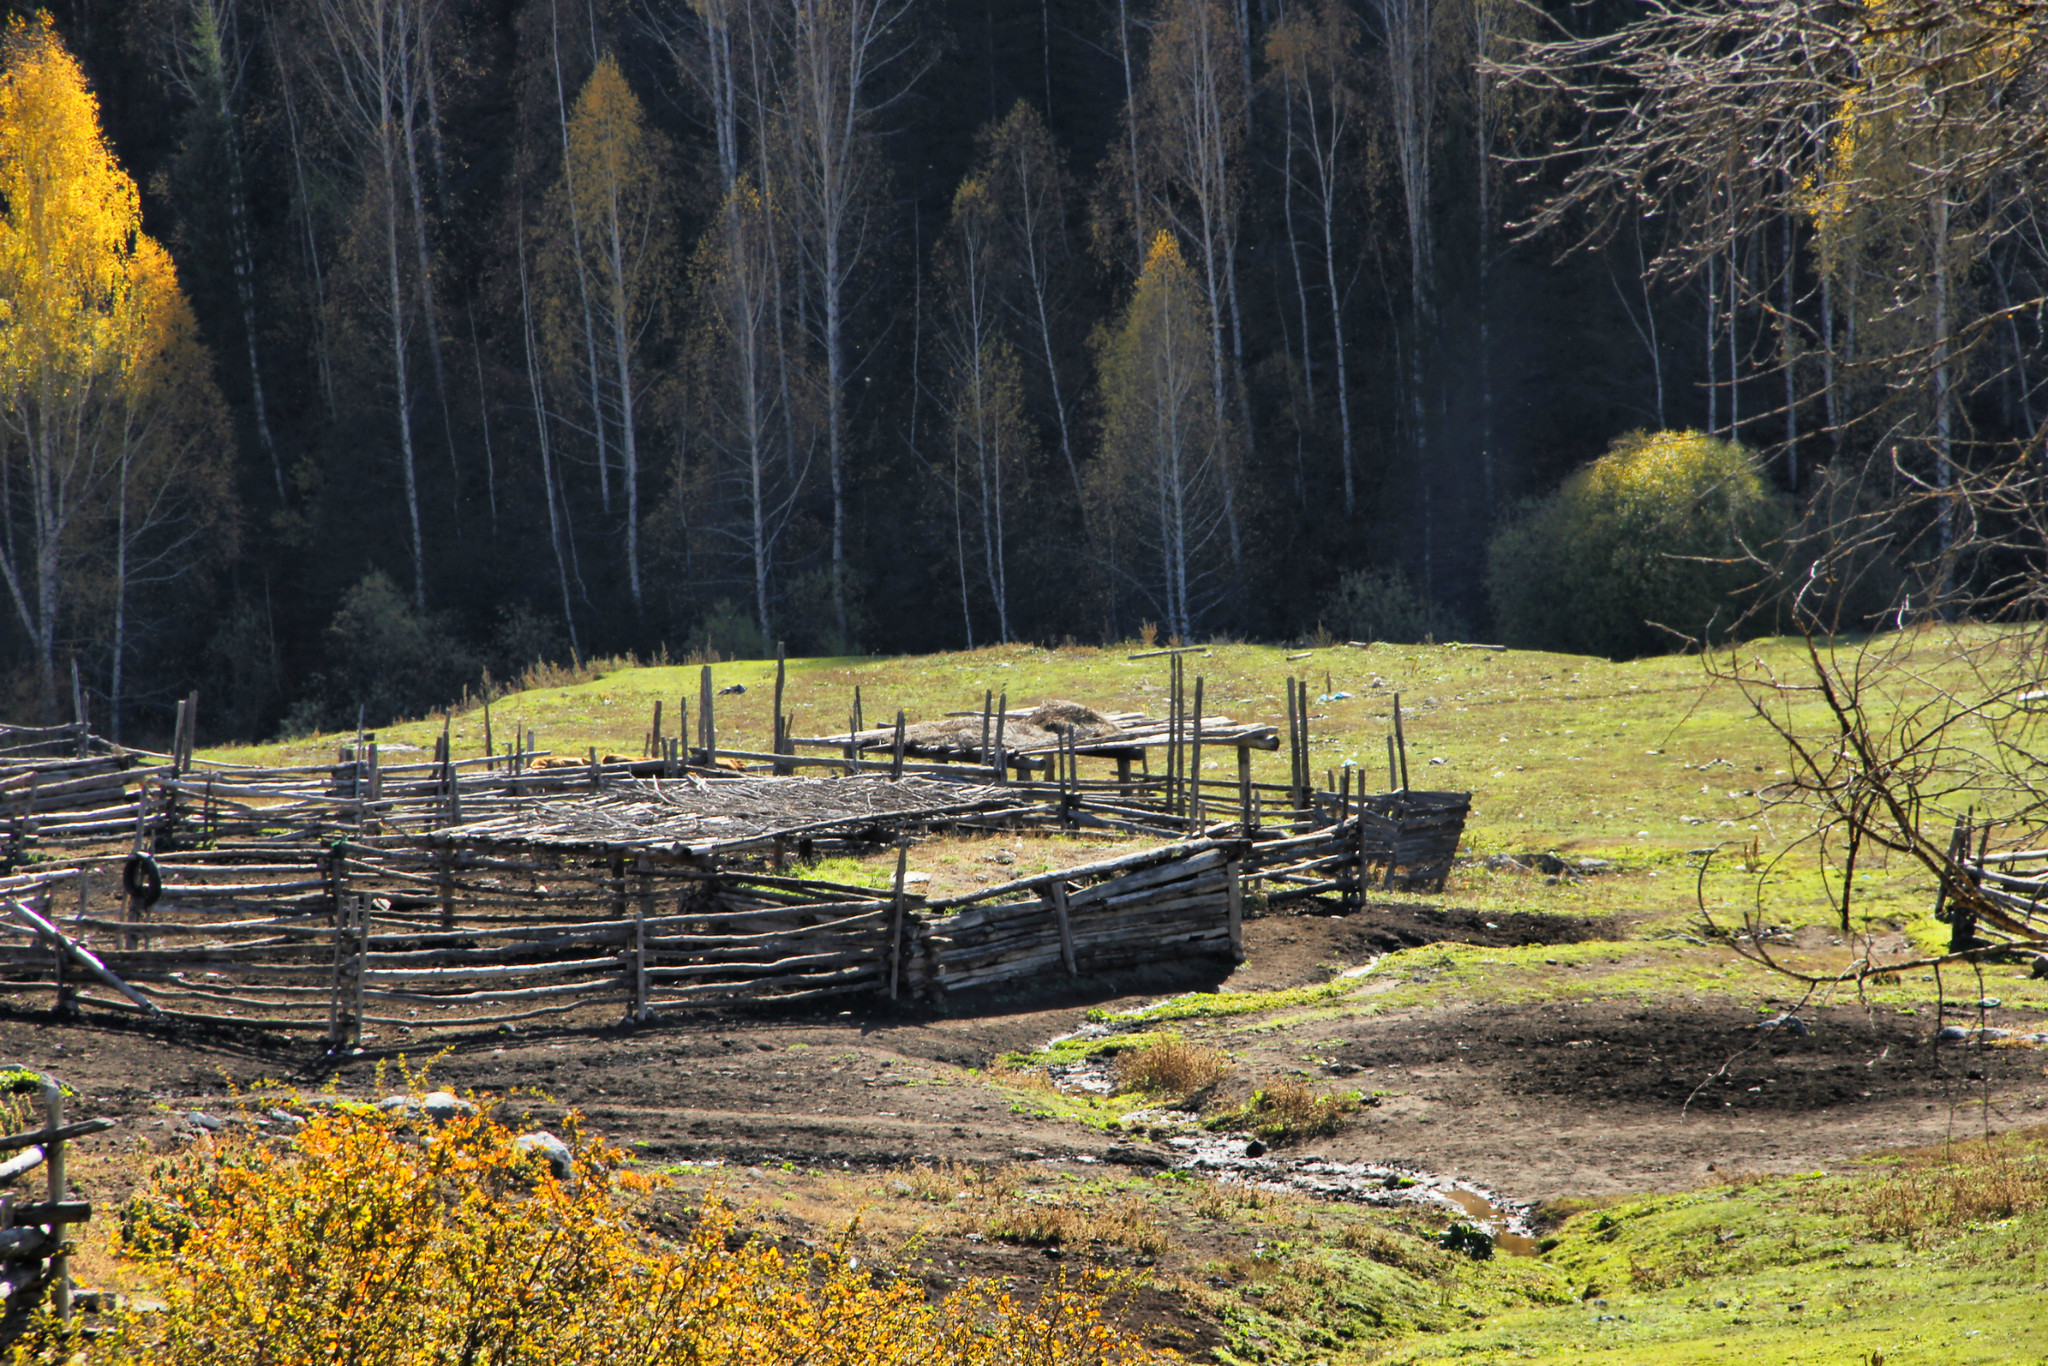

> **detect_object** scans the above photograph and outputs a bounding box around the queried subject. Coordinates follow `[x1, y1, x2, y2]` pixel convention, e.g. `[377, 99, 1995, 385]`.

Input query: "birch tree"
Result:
[1093, 232, 1229, 641]
[302, 0, 431, 607]
[1135, 0, 1246, 574]
[688, 179, 813, 642]
[936, 176, 1034, 644]
[783, 0, 917, 644]
[545, 53, 674, 612]
[0, 15, 233, 710]
[1267, 0, 1363, 516]
[161, 0, 284, 502]
[978, 101, 1086, 524]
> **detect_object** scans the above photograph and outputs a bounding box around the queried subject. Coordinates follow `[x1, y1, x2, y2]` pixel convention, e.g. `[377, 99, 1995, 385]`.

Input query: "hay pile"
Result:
[891, 699, 1124, 756]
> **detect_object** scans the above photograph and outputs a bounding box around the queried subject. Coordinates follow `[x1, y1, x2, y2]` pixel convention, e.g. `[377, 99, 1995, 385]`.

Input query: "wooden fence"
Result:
[0, 1069, 108, 1347]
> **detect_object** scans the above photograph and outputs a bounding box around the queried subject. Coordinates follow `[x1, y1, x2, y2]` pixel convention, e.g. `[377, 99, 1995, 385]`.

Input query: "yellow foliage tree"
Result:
[59, 1091, 1165, 1366]
[0, 13, 231, 718]
[1092, 232, 1228, 642]
[543, 52, 674, 612]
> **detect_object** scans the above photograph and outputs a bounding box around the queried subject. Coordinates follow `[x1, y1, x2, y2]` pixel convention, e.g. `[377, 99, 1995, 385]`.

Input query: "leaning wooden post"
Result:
[483, 693, 494, 761]
[980, 691, 993, 768]
[1190, 676, 1205, 828]
[891, 711, 906, 779]
[1238, 743, 1254, 830]
[887, 841, 909, 1000]
[1392, 692, 1409, 791]
[1048, 878, 1077, 977]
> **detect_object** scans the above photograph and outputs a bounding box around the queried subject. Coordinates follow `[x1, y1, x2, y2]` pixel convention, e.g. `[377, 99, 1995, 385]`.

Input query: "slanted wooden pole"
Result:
[483, 694, 494, 760]
[1049, 878, 1077, 976]
[891, 710, 906, 779]
[1190, 675, 1205, 827]
[1283, 677, 1299, 810]
[1392, 692, 1409, 791]
[887, 840, 909, 1000]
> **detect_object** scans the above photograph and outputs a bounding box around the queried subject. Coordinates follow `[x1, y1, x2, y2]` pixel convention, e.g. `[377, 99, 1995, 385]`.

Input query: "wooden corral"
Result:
[0, 662, 1469, 1039]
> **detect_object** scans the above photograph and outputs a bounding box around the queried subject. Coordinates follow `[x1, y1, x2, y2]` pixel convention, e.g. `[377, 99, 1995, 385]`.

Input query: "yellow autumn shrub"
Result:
[62, 1094, 1164, 1366]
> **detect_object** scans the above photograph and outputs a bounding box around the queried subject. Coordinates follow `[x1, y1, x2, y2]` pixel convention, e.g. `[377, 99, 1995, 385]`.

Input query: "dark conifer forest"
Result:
[5, 0, 2045, 741]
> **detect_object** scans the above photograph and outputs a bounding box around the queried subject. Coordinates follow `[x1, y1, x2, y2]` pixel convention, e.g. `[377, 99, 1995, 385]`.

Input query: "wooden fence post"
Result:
[352, 894, 367, 1045]
[993, 694, 1007, 785]
[887, 841, 909, 1000]
[42, 1075, 68, 1322]
[1048, 879, 1077, 977]
[700, 666, 717, 765]
[1190, 676, 1205, 827]
[891, 711, 906, 779]
[632, 853, 652, 1021]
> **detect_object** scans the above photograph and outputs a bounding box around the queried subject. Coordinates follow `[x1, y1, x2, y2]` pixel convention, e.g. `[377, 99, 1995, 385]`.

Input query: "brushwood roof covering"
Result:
[432, 775, 1027, 855]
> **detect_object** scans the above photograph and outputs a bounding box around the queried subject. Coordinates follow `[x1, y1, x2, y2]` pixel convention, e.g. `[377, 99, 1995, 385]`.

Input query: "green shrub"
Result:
[1321, 566, 1463, 645]
[1487, 430, 1789, 658]
[321, 570, 480, 728]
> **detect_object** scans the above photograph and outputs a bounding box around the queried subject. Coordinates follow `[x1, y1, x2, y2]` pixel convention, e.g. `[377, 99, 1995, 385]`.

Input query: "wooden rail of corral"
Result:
[0, 1069, 109, 1347]
[1939, 813, 2048, 953]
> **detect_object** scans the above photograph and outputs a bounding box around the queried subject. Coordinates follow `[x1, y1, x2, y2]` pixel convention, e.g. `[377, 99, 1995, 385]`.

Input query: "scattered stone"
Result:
[266, 1109, 305, 1133]
[1978, 997, 2002, 1010]
[1575, 857, 1613, 872]
[1937, 1024, 1971, 1042]
[1010, 1148, 1044, 1161]
[1242, 1139, 1267, 1158]
[514, 1131, 574, 1180]
[420, 1091, 476, 1123]
[497, 1022, 520, 1036]
[1323, 1062, 1362, 1076]
[1754, 1015, 1810, 1036]
[187, 1112, 224, 1132]
[1103, 1145, 1169, 1170]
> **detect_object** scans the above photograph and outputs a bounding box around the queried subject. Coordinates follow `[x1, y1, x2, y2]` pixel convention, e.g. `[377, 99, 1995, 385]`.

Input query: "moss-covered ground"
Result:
[182, 627, 2048, 1362]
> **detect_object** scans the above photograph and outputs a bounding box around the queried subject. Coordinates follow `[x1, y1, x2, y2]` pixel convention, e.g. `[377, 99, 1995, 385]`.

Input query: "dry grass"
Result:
[1111, 1038, 1231, 1106]
[1863, 1127, 2048, 1245]
[983, 1197, 1171, 1256]
[1210, 1079, 1363, 1144]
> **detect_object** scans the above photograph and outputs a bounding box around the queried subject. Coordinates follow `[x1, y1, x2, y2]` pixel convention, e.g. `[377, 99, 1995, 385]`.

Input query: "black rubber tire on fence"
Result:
[122, 853, 163, 908]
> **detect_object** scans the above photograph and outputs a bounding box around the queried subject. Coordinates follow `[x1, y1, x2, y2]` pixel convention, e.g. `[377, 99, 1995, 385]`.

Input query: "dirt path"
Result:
[9, 902, 2045, 1213]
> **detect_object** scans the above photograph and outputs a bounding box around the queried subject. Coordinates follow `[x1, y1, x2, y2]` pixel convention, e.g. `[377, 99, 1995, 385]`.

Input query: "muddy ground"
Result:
[13, 898, 2044, 1208]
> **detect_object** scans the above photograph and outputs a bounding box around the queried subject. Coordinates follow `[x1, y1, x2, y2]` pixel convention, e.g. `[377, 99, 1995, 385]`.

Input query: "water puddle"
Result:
[1159, 1132, 1538, 1254]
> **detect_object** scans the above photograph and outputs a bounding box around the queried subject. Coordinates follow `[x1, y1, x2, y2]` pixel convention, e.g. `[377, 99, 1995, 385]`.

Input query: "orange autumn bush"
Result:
[75, 1093, 1165, 1366]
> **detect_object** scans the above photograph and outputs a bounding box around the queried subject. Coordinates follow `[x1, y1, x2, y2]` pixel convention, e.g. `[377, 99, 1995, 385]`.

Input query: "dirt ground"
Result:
[13, 898, 2044, 1212]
